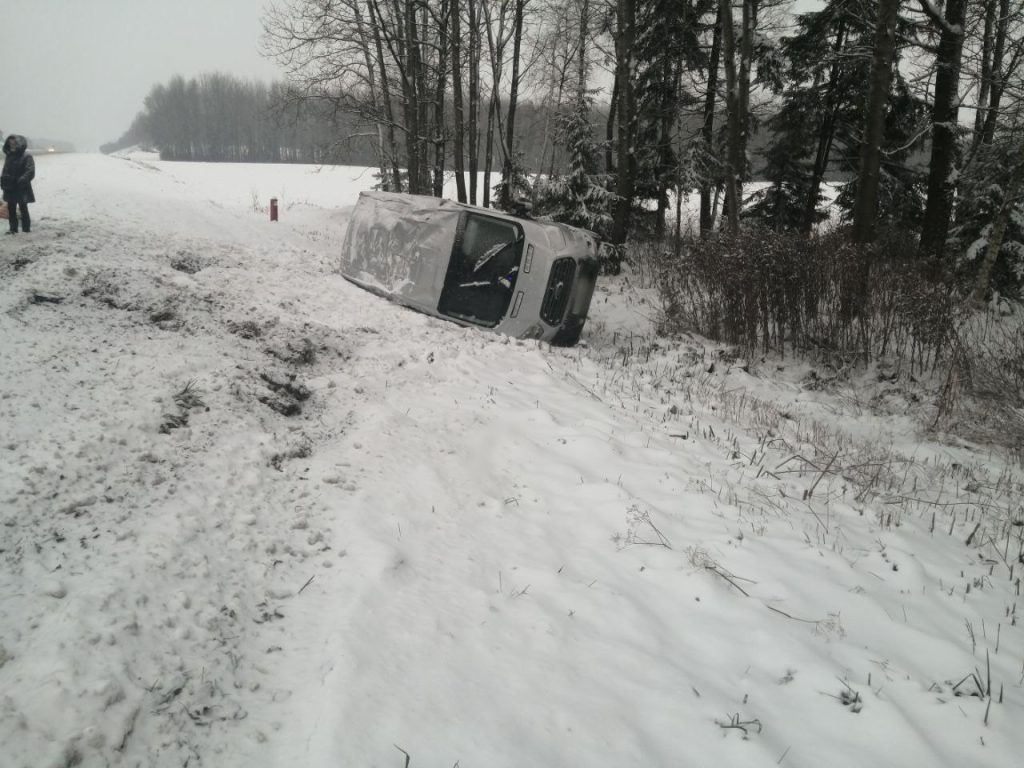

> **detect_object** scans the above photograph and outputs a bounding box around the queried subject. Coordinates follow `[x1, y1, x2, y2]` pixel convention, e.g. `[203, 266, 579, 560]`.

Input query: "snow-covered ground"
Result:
[1, 152, 1022, 768]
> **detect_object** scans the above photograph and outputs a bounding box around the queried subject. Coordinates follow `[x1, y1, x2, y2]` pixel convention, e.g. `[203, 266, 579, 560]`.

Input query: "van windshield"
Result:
[438, 213, 523, 327]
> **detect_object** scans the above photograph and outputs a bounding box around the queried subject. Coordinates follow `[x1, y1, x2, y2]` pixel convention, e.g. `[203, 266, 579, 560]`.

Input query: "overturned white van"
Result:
[338, 191, 601, 346]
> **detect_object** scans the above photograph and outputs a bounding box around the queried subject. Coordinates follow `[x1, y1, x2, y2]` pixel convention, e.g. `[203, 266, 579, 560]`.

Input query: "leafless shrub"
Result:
[621, 240, 665, 289]
[930, 309, 1024, 458]
[173, 380, 205, 410]
[652, 228, 960, 376]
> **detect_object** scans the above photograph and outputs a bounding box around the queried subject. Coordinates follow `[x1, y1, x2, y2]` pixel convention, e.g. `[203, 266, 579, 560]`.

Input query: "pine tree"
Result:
[631, 0, 707, 236]
[534, 93, 615, 237]
[744, 88, 822, 231]
[744, 0, 866, 232]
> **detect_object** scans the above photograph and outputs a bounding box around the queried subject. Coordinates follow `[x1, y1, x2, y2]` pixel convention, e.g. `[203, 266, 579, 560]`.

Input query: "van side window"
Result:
[438, 213, 523, 327]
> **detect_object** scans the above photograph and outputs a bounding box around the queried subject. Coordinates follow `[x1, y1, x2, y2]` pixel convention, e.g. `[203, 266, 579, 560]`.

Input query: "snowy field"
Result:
[1, 152, 1022, 768]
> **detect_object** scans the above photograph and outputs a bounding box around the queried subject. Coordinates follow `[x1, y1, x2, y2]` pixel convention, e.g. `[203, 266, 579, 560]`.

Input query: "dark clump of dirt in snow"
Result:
[257, 370, 311, 417]
[170, 251, 205, 275]
[228, 319, 263, 339]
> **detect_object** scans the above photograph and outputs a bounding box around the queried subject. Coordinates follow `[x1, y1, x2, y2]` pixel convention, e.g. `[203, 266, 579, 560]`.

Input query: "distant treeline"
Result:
[101, 73, 369, 163]
[102, 71, 599, 168]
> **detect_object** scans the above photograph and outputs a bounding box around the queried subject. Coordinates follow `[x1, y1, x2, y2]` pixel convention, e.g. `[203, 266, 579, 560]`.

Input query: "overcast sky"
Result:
[2, 0, 282, 150]
[3, 1, 825, 153]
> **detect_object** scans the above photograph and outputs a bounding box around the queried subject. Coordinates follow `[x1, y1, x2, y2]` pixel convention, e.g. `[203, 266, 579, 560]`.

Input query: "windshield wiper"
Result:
[473, 236, 523, 273]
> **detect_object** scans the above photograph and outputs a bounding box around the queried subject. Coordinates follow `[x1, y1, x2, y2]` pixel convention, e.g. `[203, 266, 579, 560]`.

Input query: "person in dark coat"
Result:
[1, 135, 35, 234]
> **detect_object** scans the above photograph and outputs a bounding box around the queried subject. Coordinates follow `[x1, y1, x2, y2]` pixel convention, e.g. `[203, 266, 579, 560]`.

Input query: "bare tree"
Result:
[468, 0, 483, 203]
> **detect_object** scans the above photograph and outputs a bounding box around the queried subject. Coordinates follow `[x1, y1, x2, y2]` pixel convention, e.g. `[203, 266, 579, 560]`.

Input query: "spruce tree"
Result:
[534, 93, 615, 237]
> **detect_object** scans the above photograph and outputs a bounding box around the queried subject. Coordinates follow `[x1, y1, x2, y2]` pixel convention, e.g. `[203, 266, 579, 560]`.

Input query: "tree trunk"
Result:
[468, 0, 481, 204]
[414, 3, 432, 193]
[605, 74, 618, 175]
[369, 0, 403, 191]
[395, 0, 423, 193]
[852, 0, 899, 244]
[452, 0, 467, 202]
[432, 0, 451, 198]
[610, 0, 636, 245]
[980, 0, 1010, 146]
[482, 0, 507, 209]
[499, 0, 527, 210]
[721, 0, 741, 233]
[700, 7, 722, 236]
[674, 181, 684, 254]
[576, 0, 589, 96]
[919, 0, 967, 261]
[654, 57, 679, 240]
[484, 90, 497, 208]
[800, 19, 846, 234]
[736, 0, 757, 206]
[974, 0, 996, 141]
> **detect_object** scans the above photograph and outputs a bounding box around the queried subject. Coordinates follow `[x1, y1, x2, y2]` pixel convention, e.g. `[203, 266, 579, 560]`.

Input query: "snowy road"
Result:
[1, 153, 1021, 768]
